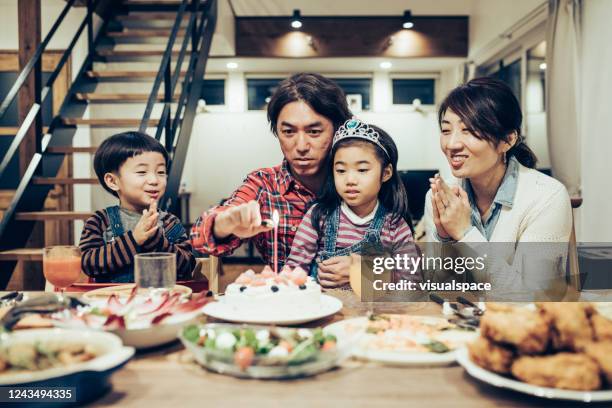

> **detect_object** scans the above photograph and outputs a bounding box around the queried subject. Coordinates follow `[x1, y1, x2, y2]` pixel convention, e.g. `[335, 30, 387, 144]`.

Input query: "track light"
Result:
[291, 9, 302, 29]
[403, 10, 414, 29]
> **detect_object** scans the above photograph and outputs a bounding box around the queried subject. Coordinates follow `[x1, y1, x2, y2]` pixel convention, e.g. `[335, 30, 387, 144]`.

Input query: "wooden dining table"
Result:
[40, 288, 598, 408]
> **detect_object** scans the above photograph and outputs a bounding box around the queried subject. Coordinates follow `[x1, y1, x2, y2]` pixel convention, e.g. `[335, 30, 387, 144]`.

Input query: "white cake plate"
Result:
[201, 294, 343, 325]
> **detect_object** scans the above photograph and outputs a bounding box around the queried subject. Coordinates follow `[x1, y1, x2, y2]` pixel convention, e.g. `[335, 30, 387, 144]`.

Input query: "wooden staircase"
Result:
[0, 0, 215, 289]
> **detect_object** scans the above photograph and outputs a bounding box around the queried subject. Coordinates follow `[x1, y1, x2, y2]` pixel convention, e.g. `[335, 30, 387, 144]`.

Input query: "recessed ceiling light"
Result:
[226, 62, 238, 69]
[539, 62, 547, 70]
[380, 61, 392, 69]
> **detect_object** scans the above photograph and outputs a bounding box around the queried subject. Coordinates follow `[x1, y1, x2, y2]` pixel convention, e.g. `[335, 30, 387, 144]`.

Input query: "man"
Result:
[191, 73, 352, 287]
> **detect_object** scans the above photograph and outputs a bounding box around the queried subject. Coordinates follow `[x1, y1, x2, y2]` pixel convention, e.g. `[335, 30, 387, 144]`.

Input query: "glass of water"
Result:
[134, 252, 176, 289]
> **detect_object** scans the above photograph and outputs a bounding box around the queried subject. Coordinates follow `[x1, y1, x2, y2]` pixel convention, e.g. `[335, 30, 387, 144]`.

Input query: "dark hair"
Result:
[267, 73, 352, 135]
[311, 124, 413, 234]
[438, 77, 537, 168]
[93, 131, 169, 197]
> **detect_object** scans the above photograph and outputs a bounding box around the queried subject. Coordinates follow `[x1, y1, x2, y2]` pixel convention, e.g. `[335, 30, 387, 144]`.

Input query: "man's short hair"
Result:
[267, 73, 352, 136]
[93, 131, 169, 197]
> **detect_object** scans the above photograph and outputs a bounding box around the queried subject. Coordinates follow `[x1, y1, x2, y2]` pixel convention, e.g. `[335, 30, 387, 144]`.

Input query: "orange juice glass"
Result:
[43, 246, 82, 297]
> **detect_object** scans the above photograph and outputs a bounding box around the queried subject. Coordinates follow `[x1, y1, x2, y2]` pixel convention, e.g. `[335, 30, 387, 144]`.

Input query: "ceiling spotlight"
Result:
[380, 61, 392, 69]
[226, 62, 238, 69]
[539, 62, 547, 70]
[291, 9, 302, 29]
[403, 10, 414, 29]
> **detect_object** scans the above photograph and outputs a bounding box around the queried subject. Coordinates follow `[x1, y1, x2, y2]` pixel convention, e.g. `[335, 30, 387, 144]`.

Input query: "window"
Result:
[392, 79, 435, 105]
[247, 78, 283, 110]
[200, 79, 225, 105]
[333, 78, 371, 111]
[488, 59, 521, 101]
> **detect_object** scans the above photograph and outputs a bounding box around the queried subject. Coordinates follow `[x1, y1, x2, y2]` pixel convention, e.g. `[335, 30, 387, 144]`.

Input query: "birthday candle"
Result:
[272, 210, 280, 274]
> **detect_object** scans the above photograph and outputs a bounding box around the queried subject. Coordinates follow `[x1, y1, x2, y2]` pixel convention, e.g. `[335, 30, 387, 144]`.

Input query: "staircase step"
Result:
[60, 118, 160, 127]
[75, 93, 176, 102]
[0, 248, 42, 261]
[124, 0, 184, 4]
[86, 70, 186, 79]
[0, 190, 15, 210]
[1, 127, 50, 136]
[33, 177, 98, 185]
[46, 146, 98, 154]
[97, 49, 182, 57]
[116, 12, 193, 21]
[15, 211, 93, 221]
[107, 29, 186, 37]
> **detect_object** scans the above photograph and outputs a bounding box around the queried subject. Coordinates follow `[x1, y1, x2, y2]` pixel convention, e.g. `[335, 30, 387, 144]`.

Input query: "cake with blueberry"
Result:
[222, 265, 322, 316]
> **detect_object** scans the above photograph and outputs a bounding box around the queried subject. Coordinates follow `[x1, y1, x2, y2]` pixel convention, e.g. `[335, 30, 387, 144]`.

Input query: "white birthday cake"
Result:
[222, 265, 322, 316]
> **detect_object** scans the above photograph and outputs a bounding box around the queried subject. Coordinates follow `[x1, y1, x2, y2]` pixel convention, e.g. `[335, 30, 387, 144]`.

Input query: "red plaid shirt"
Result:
[190, 160, 316, 266]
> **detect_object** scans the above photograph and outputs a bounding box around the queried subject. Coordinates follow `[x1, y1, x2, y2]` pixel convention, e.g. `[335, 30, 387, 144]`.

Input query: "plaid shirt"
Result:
[190, 160, 316, 266]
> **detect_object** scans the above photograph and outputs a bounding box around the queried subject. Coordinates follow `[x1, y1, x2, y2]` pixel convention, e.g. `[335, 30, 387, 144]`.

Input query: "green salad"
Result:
[182, 325, 337, 370]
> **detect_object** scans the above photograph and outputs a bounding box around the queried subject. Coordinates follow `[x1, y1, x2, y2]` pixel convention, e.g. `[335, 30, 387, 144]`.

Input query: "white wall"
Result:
[469, 0, 546, 62]
[578, 0, 612, 241]
[184, 67, 461, 220]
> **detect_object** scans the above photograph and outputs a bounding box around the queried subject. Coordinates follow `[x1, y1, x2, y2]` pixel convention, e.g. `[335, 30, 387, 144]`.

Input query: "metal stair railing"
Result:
[139, 0, 217, 218]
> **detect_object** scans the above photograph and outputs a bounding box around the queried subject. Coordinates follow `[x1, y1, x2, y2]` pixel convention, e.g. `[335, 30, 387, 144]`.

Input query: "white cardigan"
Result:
[423, 163, 573, 295]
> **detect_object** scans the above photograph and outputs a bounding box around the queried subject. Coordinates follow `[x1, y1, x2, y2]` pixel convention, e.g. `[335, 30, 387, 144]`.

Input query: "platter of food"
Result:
[0, 328, 134, 403]
[52, 287, 211, 349]
[324, 314, 478, 366]
[202, 266, 342, 325]
[180, 323, 347, 379]
[81, 284, 192, 301]
[458, 303, 612, 402]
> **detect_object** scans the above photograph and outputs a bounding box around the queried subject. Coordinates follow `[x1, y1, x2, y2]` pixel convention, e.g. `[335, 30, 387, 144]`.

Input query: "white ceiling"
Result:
[229, 0, 477, 17]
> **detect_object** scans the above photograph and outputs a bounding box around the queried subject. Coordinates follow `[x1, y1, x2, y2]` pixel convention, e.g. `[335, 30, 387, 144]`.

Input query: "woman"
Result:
[424, 77, 572, 296]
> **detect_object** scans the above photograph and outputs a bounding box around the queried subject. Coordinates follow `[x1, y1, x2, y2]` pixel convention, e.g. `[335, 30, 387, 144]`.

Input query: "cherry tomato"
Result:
[234, 347, 255, 370]
[322, 340, 336, 351]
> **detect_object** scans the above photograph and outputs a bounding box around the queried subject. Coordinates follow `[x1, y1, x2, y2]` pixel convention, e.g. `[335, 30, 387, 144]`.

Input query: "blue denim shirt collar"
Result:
[462, 156, 520, 210]
[461, 156, 520, 240]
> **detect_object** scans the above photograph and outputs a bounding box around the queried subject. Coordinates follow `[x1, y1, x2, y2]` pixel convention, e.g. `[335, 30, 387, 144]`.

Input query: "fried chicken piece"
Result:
[511, 353, 602, 391]
[467, 336, 514, 374]
[583, 341, 612, 384]
[480, 307, 550, 354]
[537, 303, 594, 351]
[591, 314, 612, 342]
[485, 303, 518, 313]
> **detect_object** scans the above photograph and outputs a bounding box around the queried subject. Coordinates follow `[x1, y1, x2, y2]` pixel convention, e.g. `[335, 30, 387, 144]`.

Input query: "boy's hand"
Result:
[213, 201, 272, 239]
[133, 201, 159, 245]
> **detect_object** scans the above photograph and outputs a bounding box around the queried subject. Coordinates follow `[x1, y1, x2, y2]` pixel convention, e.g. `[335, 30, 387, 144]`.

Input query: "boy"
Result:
[79, 131, 195, 282]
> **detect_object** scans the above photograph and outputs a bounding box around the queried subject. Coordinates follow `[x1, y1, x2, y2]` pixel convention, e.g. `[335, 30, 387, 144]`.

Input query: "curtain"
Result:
[545, 0, 582, 197]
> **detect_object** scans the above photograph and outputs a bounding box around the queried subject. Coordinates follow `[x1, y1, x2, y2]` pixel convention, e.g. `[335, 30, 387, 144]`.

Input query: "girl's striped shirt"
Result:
[286, 205, 421, 281]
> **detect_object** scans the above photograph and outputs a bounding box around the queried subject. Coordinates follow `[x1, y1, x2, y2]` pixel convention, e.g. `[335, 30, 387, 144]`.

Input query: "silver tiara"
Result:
[333, 118, 389, 158]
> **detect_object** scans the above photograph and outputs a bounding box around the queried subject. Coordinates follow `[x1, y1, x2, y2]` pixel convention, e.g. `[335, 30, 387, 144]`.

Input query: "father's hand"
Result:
[213, 201, 272, 240]
[317, 256, 352, 288]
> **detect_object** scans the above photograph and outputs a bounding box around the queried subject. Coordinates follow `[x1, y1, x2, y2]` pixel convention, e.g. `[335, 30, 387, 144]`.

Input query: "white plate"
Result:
[201, 294, 343, 325]
[325, 316, 478, 367]
[54, 295, 204, 349]
[0, 328, 134, 385]
[456, 347, 612, 402]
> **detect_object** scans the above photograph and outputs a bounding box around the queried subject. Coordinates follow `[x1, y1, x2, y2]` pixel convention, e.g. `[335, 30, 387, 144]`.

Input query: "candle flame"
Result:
[272, 210, 280, 227]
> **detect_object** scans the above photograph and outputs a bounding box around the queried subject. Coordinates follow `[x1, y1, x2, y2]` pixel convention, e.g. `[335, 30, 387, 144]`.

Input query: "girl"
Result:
[286, 118, 419, 288]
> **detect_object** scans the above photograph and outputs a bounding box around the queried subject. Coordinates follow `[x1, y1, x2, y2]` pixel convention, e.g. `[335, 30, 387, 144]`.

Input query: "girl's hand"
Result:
[317, 256, 352, 288]
[431, 178, 472, 241]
